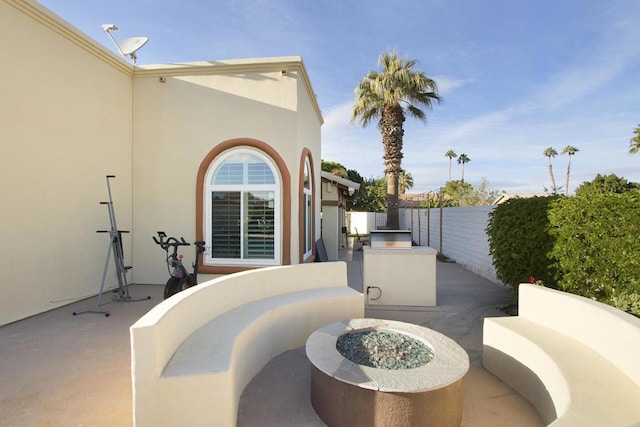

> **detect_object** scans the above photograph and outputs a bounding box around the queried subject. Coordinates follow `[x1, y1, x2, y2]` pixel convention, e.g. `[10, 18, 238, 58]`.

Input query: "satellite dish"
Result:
[119, 37, 148, 63]
[101, 24, 117, 32]
[101, 24, 148, 64]
[119, 37, 149, 56]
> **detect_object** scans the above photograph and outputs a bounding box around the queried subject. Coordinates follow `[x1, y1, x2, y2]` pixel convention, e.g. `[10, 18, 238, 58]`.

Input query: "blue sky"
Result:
[38, 0, 640, 194]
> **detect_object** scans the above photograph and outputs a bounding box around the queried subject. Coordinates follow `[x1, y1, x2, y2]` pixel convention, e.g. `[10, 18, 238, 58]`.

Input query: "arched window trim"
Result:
[196, 139, 291, 275]
[204, 148, 280, 266]
[299, 149, 316, 263]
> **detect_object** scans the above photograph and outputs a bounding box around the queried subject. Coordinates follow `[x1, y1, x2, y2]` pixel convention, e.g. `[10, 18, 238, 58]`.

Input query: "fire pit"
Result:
[306, 319, 469, 427]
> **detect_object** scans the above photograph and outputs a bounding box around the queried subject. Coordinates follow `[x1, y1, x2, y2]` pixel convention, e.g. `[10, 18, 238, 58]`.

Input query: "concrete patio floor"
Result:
[0, 243, 543, 426]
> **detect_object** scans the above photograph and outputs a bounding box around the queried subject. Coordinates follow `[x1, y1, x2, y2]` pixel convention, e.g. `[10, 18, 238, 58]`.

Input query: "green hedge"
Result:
[486, 196, 559, 292]
[486, 192, 640, 316]
[549, 191, 640, 315]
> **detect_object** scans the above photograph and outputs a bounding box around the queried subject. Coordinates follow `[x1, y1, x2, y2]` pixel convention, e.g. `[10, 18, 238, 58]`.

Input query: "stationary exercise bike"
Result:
[153, 231, 206, 299]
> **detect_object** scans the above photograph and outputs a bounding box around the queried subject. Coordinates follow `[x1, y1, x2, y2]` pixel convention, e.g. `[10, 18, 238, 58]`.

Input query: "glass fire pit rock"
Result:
[336, 329, 434, 370]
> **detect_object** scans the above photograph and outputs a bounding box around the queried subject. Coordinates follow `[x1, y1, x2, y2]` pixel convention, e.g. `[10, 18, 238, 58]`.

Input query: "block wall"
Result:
[351, 206, 500, 284]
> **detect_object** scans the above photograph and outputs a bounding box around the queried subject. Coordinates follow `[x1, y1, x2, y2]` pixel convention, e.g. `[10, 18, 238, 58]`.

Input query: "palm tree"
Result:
[445, 150, 457, 181]
[561, 145, 579, 195]
[351, 51, 441, 229]
[630, 124, 640, 154]
[398, 170, 414, 194]
[457, 153, 470, 183]
[543, 147, 559, 194]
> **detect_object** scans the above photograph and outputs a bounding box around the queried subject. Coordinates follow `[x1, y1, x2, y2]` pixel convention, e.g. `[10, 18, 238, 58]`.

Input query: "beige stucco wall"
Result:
[321, 176, 358, 261]
[131, 62, 322, 284]
[321, 205, 340, 260]
[1, 1, 323, 325]
[294, 65, 323, 252]
[321, 181, 340, 260]
[0, 0, 134, 325]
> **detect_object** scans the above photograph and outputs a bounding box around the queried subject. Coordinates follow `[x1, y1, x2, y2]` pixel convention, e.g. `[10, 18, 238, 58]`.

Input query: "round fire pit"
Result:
[305, 319, 469, 427]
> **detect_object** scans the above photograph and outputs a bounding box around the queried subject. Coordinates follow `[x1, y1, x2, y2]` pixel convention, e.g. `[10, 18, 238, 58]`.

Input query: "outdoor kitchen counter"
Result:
[363, 245, 437, 307]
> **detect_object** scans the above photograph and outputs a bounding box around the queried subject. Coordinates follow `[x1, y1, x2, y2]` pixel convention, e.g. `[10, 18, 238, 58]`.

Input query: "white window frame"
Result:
[204, 148, 281, 266]
[303, 158, 313, 260]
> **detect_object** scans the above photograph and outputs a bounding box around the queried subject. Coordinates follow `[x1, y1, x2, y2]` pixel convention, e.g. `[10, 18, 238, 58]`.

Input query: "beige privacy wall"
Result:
[0, 0, 323, 324]
[0, 0, 134, 325]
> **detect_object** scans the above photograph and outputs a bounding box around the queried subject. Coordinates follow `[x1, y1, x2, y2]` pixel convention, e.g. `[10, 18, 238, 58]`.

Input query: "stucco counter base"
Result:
[363, 246, 437, 307]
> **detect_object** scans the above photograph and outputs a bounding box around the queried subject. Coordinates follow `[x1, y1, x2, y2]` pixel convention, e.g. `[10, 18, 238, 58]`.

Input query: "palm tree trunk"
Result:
[381, 104, 404, 230]
[448, 160, 452, 181]
[548, 160, 557, 194]
[565, 156, 572, 195]
[461, 163, 465, 183]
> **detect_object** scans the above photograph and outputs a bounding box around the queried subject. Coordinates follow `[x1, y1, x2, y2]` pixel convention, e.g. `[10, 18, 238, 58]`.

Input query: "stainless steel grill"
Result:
[369, 230, 412, 249]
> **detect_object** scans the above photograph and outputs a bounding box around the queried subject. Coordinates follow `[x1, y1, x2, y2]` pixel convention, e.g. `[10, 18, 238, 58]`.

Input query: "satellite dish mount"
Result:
[101, 24, 148, 64]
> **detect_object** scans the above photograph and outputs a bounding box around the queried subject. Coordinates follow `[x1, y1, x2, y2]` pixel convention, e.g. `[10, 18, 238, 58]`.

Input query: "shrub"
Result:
[486, 196, 559, 293]
[350, 177, 387, 212]
[610, 292, 640, 316]
[575, 173, 640, 197]
[548, 191, 640, 316]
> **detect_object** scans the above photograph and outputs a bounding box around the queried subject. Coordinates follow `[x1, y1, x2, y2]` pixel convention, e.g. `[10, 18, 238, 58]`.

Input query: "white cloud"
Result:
[432, 76, 474, 95]
[322, 101, 354, 135]
[437, 109, 516, 145]
[321, 101, 385, 177]
[532, 4, 640, 110]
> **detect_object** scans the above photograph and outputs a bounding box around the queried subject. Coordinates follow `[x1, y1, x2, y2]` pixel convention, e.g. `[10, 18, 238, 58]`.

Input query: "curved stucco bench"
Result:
[130, 261, 363, 427]
[483, 283, 640, 426]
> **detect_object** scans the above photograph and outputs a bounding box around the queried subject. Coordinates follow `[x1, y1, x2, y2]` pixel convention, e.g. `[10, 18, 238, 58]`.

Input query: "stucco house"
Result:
[320, 171, 360, 260]
[1, 0, 324, 325]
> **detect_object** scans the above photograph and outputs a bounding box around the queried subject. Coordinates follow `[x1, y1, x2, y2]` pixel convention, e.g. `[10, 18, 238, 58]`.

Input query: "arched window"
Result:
[204, 148, 281, 266]
[302, 157, 313, 259]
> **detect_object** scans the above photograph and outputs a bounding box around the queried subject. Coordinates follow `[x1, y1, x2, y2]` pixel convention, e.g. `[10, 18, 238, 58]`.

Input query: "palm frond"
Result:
[352, 50, 442, 130]
[629, 125, 640, 154]
[406, 105, 426, 121]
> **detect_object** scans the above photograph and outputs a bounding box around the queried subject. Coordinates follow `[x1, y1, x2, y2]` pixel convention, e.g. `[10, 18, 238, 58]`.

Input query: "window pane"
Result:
[205, 149, 280, 265]
[211, 192, 241, 258]
[248, 162, 275, 185]
[304, 162, 310, 189]
[305, 193, 312, 252]
[244, 191, 275, 259]
[213, 163, 243, 185]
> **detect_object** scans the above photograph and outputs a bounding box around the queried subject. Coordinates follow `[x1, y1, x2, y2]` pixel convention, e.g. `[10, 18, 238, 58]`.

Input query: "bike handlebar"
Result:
[153, 231, 191, 250]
